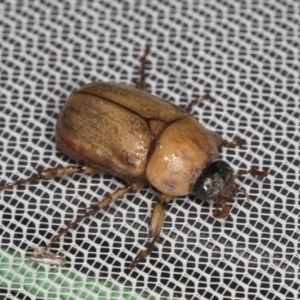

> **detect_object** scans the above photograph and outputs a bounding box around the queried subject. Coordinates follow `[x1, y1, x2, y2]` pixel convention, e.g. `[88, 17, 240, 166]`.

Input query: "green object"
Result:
[0, 247, 156, 300]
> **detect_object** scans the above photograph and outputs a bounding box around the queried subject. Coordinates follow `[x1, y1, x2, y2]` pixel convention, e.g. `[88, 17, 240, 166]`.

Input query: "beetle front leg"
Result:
[129, 194, 172, 269]
[46, 182, 145, 250]
[0, 165, 100, 191]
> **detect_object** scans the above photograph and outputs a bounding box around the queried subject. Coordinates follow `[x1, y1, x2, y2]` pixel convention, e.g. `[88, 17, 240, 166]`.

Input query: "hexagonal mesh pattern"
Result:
[0, 1, 299, 299]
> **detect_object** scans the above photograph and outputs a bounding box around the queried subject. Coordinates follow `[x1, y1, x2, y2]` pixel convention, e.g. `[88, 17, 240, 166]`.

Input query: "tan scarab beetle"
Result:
[0, 47, 268, 268]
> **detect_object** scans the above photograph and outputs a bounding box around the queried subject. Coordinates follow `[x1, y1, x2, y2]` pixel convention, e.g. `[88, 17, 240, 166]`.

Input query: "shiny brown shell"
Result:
[56, 82, 222, 196]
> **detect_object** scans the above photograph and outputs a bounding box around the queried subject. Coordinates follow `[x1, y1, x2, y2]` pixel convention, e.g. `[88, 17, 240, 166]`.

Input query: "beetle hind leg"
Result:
[0, 165, 100, 192]
[46, 182, 145, 250]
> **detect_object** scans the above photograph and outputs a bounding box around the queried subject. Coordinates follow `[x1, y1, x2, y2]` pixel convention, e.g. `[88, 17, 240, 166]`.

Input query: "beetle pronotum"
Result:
[0, 46, 268, 268]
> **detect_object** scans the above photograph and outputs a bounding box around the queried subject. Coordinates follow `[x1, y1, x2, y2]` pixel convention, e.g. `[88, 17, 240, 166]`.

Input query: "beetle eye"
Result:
[195, 177, 214, 201]
[194, 160, 234, 201]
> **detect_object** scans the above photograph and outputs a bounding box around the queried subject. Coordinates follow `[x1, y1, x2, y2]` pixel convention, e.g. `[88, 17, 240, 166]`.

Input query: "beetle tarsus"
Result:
[185, 93, 215, 114]
[0, 174, 41, 191]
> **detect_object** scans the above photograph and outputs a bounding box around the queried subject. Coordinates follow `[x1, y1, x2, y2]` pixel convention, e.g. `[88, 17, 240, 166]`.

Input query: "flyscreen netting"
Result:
[0, 1, 299, 299]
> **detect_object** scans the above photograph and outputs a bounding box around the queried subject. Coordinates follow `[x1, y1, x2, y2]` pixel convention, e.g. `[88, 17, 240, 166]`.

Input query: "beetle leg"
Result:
[137, 45, 151, 91]
[0, 165, 100, 192]
[206, 132, 246, 150]
[185, 93, 215, 114]
[235, 169, 268, 178]
[129, 194, 172, 269]
[46, 182, 145, 250]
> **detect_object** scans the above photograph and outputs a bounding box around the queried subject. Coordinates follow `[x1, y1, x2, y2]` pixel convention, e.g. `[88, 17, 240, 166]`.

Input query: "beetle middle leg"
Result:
[46, 182, 145, 250]
[0, 165, 100, 191]
[129, 194, 173, 269]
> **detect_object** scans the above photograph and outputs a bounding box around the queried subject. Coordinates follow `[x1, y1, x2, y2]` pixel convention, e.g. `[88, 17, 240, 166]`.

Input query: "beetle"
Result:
[0, 47, 268, 268]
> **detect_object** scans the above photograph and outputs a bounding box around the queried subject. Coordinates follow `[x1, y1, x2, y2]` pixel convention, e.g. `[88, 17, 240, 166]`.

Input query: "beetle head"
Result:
[194, 160, 238, 217]
[194, 160, 267, 218]
[194, 160, 235, 202]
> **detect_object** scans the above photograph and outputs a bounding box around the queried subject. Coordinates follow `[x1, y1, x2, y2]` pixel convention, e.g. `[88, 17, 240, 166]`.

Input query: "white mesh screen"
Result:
[0, 1, 299, 299]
